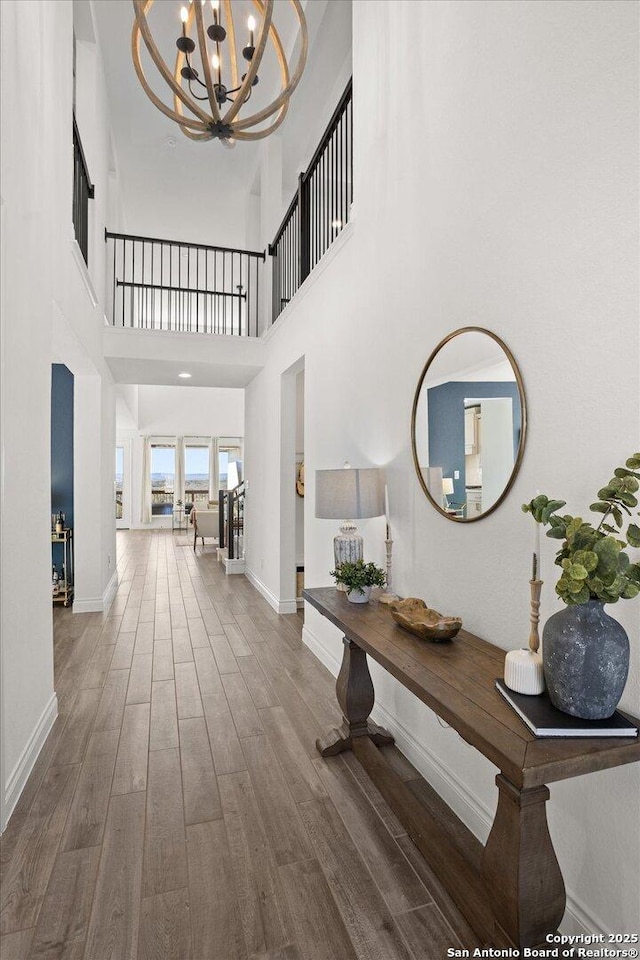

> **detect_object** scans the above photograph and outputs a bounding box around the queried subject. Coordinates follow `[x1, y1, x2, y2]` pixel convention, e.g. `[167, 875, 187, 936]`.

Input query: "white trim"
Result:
[301, 621, 597, 939]
[2, 693, 58, 832]
[246, 568, 297, 614]
[74, 569, 118, 614]
[262, 221, 355, 345]
[223, 557, 246, 575]
[70, 238, 99, 307]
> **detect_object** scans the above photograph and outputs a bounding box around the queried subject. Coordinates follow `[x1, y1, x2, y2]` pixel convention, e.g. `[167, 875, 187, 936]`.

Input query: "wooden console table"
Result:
[303, 587, 640, 949]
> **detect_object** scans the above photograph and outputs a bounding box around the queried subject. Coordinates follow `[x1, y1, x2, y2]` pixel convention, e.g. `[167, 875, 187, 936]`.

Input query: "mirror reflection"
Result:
[412, 328, 526, 522]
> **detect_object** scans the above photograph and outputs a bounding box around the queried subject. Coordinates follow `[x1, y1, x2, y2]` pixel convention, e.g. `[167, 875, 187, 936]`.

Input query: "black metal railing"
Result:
[72, 117, 95, 265]
[269, 79, 352, 323]
[219, 483, 244, 560]
[105, 231, 265, 336]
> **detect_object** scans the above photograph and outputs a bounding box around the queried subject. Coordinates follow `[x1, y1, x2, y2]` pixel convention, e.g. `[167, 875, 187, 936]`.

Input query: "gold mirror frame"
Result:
[411, 327, 527, 523]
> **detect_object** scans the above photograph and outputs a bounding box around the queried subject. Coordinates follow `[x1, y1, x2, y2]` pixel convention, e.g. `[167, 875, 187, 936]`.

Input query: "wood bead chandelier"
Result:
[132, 0, 308, 144]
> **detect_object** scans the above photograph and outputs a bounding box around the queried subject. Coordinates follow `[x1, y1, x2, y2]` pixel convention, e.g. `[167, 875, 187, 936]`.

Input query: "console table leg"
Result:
[316, 637, 394, 756]
[481, 774, 565, 948]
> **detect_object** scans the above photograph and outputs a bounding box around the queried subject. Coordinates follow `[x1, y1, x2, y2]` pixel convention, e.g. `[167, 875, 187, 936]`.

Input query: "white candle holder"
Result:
[504, 579, 545, 695]
[378, 537, 399, 605]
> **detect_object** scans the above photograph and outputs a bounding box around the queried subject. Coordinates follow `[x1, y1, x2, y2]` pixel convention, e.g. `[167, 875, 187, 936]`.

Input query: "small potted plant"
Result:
[330, 559, 386, 603]
[522, 453, 640, 719]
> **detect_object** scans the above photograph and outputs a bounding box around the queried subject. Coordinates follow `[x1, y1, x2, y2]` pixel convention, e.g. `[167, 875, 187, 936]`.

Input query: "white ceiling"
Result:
[92, 0, 352, 248]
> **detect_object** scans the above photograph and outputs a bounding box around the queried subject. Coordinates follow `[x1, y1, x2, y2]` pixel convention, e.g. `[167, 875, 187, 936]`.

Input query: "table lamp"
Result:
[442, 477, 455, 510]
[316, 465, 385, 590]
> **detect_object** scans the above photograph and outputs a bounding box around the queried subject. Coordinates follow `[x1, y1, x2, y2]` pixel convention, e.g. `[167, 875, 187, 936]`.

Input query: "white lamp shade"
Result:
[315, 468, 385, 520]
[442, 477, 455, 496]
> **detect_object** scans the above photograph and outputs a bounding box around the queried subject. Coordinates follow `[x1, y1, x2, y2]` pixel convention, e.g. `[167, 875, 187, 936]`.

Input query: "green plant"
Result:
[522, 454, 640, 606]
[330, 559, 386, 595]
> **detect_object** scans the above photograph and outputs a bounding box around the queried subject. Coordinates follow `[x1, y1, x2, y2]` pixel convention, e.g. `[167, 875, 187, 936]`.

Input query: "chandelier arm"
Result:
[222, 0, 240, 93]
[133, 0, 212, 126]
[132, 4, 211, 131]
[193, 1, 222, 124]
[222, 0, 273, 125]
[232, 101, 289, 140]
[232, 0, 307, 132]
[180, 126, 215, 141]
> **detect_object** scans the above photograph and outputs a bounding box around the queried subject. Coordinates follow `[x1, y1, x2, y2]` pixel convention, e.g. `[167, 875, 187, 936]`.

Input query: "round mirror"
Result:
[411, 327, 527, 522]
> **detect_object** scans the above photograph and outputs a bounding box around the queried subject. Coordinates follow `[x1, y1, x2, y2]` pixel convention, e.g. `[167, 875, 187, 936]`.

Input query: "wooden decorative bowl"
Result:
[389, 598, 462, 642]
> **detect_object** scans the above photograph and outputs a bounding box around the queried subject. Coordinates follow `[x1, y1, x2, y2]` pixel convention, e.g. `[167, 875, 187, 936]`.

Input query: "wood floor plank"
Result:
[0, 928, 35, 960]
[187, 617, 209, 648]
[250, 643, 324, 757]
[241, 736, 313, 866]
[149, 680, 179, 752]
[154, 613, 172, 641]
[135, 621, 155, 656]
[110, 631, 136, 671]
[223, 623, 253, 657]
[179, 717, 222, 824]
[61, 728, 119, 851]
[171, 627, 193, 664]
[0, 764, 80, 935]
[85, 791, 145, 960]
[29, 846, 101, 959]
[202, 608, 225, 636]
[221, 672, 264, 738]
[93, 668, 129, 732]
[152, 639, 175, 681]
[258, 705, 326, 802]
[201, 693, 246, 776]
[193, 645, 224, 696]
[279, 858, 357, 960]
[342, 750, 407, 839]
[314, 757, 431, 915]
[218, 771, 293, 957]
[112, 702, 151, 796]
[238, 655, 280, 709]
[174, 661, 203, 719]
[51, 688, 101, 766]
[395, 903, 463, 958]
[127, 653, 153, 705]
[138, 888, 191, 960]
[186, 819, 247, 960]
[298, 798, 414, 960]
[169, 603, 188, 630]
[142, 748, 188, 897]
[81, 642, 114, 690]
[138, 599, 156, 623]
[210, 635, 240, 675]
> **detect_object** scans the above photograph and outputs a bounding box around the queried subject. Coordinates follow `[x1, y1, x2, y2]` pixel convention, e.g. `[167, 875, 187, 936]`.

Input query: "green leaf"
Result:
[601, 524, 618, 535]
[621, 582, 640, 600]
[569, 563, 589, 580]
[612, 506, 623, 527]
[618, 492, 638, 508]
[598, 486, 618, 500]
[590, 502, 609, 514]
[614, 467, 640, 479]
[546, 527, 567, 539]
[627, 523, 640, 547]
[625, 454, 640, 469]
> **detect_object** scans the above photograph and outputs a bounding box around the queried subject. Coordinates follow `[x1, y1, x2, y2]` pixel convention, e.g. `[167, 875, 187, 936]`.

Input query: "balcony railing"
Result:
[105, 231, 265, 336]
[73, 117, 95, 265]
[269, 79, 353, 323]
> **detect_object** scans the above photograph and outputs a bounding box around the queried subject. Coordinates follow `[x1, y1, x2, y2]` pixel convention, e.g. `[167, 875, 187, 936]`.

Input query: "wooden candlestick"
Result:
[529, 578, 543, 653]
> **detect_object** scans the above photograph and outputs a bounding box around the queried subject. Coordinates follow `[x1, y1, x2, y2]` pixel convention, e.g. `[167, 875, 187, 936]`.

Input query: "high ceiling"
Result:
[92, 0, 352, 249]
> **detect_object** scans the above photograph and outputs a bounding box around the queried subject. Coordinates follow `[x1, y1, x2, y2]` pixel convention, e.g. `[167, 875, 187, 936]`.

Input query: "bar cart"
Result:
[51, 528, 74, 607]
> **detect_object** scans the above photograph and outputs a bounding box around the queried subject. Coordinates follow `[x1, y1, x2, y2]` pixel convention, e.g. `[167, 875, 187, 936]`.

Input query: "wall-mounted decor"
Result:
[411, 327, 527, 522]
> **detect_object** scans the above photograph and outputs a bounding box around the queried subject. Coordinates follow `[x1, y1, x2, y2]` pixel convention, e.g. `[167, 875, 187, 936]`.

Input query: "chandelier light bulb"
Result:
[180, 5, 189, 23]
[211, 0, 218, 10]
[212, 53, 220, 70]
[247, 15, 256, 31]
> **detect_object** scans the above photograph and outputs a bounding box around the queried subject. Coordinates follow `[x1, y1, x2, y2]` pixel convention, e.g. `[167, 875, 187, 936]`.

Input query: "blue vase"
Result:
[542, 600, 630, 720]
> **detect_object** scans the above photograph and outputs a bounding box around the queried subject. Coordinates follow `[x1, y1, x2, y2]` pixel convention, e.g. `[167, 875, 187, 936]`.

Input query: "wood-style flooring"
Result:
[0, 530, 478, 960]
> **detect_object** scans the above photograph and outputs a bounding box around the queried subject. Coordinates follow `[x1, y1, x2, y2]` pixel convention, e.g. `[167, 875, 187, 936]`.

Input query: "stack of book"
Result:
[495, 679, 638, 738]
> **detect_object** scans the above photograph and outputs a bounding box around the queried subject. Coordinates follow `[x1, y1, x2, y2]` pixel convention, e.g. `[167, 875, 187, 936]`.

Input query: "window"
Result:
[184, 444, 209, 508]
[151, 443, 175, 515]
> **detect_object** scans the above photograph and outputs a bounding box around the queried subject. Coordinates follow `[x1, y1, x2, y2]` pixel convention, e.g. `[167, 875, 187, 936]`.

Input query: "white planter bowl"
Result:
[347, 585, 371, 603]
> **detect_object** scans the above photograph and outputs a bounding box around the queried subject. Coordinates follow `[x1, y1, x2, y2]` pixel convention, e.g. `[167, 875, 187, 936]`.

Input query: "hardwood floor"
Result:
[0, 530, 477, 960]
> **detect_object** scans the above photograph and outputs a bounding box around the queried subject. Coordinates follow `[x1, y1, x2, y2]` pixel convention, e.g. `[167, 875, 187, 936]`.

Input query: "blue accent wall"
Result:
[427, 381, 521, 505]
[51, 365, 74, 558]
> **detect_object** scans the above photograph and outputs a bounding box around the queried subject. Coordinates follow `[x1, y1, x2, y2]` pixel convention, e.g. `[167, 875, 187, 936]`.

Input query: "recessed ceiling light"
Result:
[178, 372, 192, 379]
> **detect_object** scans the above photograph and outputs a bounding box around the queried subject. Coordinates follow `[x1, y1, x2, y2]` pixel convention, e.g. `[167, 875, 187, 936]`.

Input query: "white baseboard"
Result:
[223, 557, 246, 575]
[2, 693, 58, 832]
[246, 568, 298, 615]
[301, 622, 595, 939]
[74, 570, 118, 614]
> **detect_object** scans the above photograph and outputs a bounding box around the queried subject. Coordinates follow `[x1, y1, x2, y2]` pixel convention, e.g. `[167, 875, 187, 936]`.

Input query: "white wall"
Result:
[117, 384, 245, 528]
[0, 0, 122, 828]
[244, 0, 639, 936]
